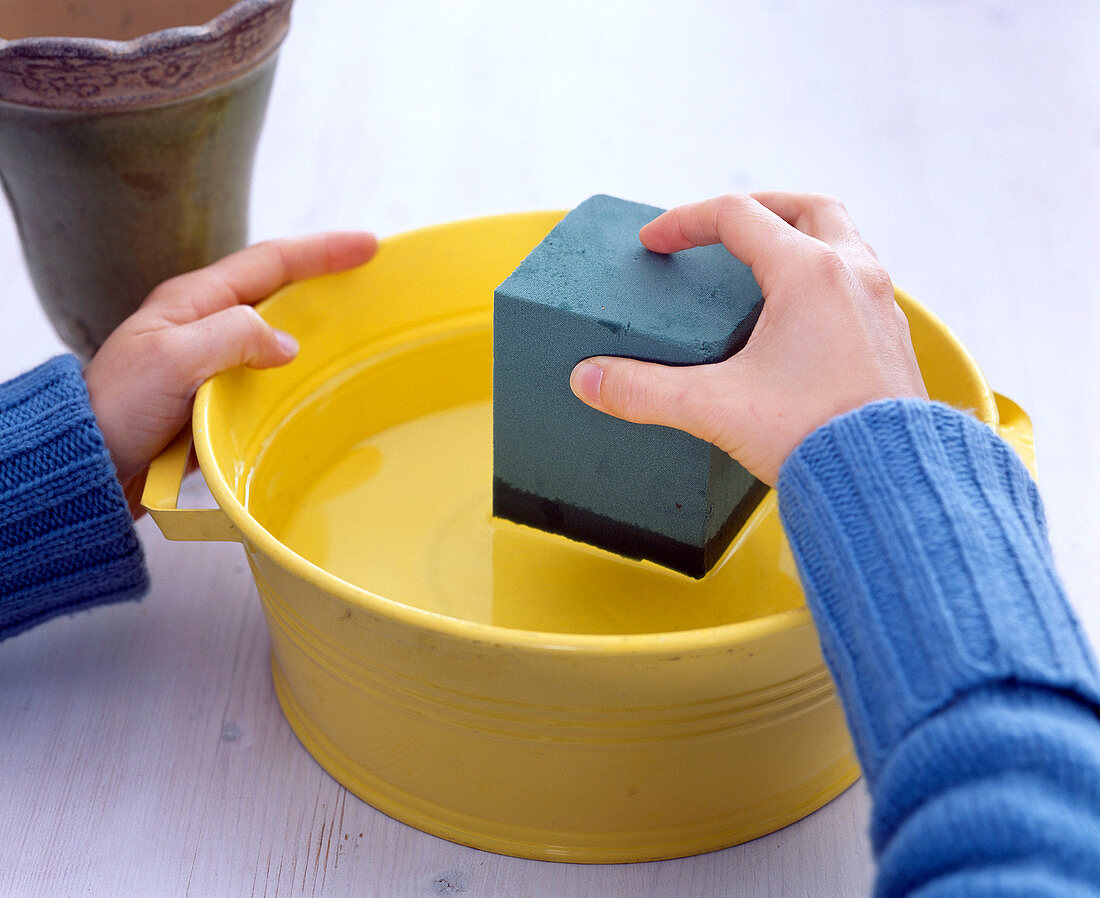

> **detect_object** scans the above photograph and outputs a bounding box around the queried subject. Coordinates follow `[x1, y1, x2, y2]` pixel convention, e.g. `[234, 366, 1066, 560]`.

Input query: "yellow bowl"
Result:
[144, 210, 1033, 862]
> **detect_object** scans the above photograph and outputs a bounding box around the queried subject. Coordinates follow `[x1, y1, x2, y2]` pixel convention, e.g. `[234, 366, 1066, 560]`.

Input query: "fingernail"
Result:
[275, 329, 299, 357]
[570, 360, 603, 405]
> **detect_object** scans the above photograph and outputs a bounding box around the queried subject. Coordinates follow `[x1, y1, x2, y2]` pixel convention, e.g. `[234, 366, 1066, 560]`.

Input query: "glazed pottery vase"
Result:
[0, 0, 293, 359]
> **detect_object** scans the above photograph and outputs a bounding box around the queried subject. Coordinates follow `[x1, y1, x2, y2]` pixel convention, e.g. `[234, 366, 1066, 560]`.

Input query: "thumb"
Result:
[569, 356, 738, 448]
[85, 303, 300, 507]
[174, 303, 298, 388]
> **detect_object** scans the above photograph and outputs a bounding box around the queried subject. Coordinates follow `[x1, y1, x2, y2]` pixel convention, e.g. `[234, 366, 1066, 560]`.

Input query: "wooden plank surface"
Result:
[2, 2, 1097, 895]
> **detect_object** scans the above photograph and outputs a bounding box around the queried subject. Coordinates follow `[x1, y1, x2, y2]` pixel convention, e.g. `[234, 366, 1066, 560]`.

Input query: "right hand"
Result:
[569, 192, 929, 485]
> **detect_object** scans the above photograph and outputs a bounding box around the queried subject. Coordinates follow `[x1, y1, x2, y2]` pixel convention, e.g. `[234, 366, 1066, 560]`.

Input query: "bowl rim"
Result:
[192, 210, 997, 655]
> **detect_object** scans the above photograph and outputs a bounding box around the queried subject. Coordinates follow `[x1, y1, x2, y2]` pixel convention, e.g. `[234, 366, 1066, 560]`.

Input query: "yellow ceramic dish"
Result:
[144, 210, 1034, 862]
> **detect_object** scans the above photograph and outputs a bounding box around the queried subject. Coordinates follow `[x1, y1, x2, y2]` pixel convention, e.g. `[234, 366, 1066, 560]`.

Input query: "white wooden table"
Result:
[3, 2, 1098, 895]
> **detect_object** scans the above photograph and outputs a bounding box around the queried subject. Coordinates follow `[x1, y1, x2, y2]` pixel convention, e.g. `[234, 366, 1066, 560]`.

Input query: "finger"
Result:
[570, 356, 738, 448]
[166, 304, 299, 393]
[87, 304, 295, 497]
[638, 193, 813, 292]
[749, 191, 865, 250]
[145, 231, 378, 323]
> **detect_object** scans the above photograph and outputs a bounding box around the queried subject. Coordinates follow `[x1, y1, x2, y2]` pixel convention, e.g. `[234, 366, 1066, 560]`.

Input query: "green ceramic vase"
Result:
[0, 0, 293, 359]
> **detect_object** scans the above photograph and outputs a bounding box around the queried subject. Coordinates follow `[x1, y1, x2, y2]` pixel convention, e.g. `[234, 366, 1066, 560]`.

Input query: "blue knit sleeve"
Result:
[778, 399, 1100, 897]
[0, 355, 148, 641]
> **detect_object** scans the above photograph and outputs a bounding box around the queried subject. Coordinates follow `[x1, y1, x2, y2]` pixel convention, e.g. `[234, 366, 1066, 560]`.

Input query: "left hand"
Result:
[84, 231, 378, 516]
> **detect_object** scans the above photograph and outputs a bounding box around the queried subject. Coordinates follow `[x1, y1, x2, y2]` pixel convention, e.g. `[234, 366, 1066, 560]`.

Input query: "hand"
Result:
[84, 231, 378, 516]
[569, 192, 928, 485]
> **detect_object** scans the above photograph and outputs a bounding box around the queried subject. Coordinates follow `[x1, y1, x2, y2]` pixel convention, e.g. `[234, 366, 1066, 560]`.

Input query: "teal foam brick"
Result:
[493, 195, 768, 578]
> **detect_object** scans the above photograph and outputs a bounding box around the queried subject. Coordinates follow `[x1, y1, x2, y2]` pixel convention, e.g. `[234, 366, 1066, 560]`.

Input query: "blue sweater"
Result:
[0, 355, 147, 639]
[2, 359, 1099, 894]
[780, 400, 1100, 896]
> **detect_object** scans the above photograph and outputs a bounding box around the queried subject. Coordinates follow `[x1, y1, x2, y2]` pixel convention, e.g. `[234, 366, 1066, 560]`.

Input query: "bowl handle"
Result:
[141, 427, 241, 542]
[994, 392, 1038, 480]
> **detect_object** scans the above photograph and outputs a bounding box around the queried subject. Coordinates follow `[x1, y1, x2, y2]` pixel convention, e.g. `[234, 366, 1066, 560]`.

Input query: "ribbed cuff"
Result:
[0, 355, 148, 641]
[778, 399, 1100, 784]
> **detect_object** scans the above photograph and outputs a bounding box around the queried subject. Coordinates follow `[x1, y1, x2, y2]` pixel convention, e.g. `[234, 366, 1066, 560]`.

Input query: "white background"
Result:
[2, 1, 1098, 895]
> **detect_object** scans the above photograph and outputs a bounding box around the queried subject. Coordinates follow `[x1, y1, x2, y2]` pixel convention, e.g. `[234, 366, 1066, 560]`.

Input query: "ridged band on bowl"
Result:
[0, 0, 292, 110]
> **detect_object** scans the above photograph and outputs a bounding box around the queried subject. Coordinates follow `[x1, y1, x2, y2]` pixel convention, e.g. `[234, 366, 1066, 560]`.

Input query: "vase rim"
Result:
[0, 0, 293, 111]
